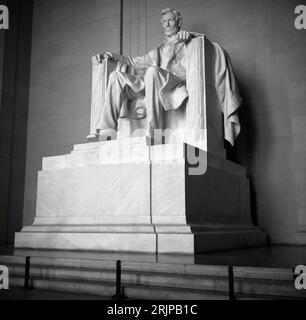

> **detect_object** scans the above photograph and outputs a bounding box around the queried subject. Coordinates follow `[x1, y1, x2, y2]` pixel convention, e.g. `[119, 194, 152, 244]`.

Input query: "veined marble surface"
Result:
[15, 232, 157, 253]
[15, 138, 266, 254]
[36, 163, 150, 220]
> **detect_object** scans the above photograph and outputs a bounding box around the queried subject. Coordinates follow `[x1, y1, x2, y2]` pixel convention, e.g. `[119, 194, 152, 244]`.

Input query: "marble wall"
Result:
[23, 0, 121, 227]
[0, 0, 33, 244]
[0, 22, 4, 113]
[22, 0, 306, 244]
[0, 4, 5, 244]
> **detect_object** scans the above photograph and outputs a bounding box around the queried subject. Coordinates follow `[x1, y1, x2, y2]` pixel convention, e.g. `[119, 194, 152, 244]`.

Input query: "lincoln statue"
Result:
[92, 8, 195, 141]
[90, 7, 242, 146]
[14, 7, 267, 257]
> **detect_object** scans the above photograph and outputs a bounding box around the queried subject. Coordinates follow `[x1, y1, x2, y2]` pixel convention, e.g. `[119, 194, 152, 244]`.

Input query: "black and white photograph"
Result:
[0, 0, 306, 310]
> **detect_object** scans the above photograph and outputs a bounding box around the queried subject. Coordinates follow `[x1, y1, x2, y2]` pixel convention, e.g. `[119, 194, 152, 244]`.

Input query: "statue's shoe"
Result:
[87, 129, 117, 142]
[97, 128, 117, 142]
[86, 133, 99, 142]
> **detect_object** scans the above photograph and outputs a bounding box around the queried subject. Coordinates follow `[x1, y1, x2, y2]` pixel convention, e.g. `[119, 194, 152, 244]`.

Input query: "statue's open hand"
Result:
[176, 30, 192, 43]
[91, 52, 113, 64]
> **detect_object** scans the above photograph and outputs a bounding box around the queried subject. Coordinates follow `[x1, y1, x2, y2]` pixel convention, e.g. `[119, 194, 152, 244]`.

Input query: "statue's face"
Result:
[161, 12, 180, 37]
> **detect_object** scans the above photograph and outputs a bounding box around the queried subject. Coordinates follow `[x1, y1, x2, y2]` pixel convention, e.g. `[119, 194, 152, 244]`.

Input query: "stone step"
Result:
[1, 255, 305, 299]
[9, 276, 227, 300]
[41, 138, 246, 177]
[0, 255, 293, 280]
[9, 266, 223, 293]
[7, 266, 301, 299]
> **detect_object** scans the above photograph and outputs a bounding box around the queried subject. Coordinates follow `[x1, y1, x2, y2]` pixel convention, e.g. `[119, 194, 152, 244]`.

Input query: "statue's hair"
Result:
[161, 8, 182, 29]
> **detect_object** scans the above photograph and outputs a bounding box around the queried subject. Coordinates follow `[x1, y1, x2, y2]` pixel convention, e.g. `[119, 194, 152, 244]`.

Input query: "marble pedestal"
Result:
[15, 138, 266, 254]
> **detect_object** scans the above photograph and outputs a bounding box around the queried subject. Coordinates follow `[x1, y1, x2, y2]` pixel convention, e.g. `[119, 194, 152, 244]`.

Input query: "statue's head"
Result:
[161, 8, 182, 37]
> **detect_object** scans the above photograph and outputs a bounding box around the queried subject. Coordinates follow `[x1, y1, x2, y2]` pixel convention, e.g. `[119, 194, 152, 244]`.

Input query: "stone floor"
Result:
[0, 288, 108, 300]
[0, 245, 305, 300]
[1, 244, 306, 268]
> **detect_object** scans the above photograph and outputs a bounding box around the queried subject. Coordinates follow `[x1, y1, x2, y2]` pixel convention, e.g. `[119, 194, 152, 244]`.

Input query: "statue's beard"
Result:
[164, 26, 179, 37]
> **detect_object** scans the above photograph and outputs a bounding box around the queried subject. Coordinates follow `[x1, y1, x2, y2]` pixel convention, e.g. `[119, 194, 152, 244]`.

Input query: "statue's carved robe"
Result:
[98, 39, 189, 136]
[96, 35, 242, 145]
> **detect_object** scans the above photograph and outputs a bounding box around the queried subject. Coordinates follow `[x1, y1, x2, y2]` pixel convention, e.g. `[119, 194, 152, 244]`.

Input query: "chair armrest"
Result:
[185, 35, 206, 147]
[88, 56, 137, 139]
[88, 58, 116, 138]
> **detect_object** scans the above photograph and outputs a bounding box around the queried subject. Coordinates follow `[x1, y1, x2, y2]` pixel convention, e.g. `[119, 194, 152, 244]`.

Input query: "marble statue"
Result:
[14, 10, 267, 255]
[88, 7, 242, 147]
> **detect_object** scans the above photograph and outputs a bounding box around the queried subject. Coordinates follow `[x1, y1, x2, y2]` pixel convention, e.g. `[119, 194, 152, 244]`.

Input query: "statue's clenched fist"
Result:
[176, 30, 192, 42]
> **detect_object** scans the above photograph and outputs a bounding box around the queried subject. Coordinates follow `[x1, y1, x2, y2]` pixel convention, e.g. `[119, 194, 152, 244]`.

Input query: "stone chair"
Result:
[88, 34, 226, 158]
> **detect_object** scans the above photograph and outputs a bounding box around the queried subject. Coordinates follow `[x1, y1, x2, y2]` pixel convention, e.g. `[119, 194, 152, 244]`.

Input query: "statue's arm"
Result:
[113, 52, 153, 71]
[92, 51, 152, 71]
[173, 30, 201, 44]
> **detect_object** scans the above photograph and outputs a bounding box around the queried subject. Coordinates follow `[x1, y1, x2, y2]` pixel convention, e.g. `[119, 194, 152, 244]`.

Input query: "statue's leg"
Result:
[144, 67, 167, 139]
[98, 71, 144, 136]
[144, 66, 187, 142]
